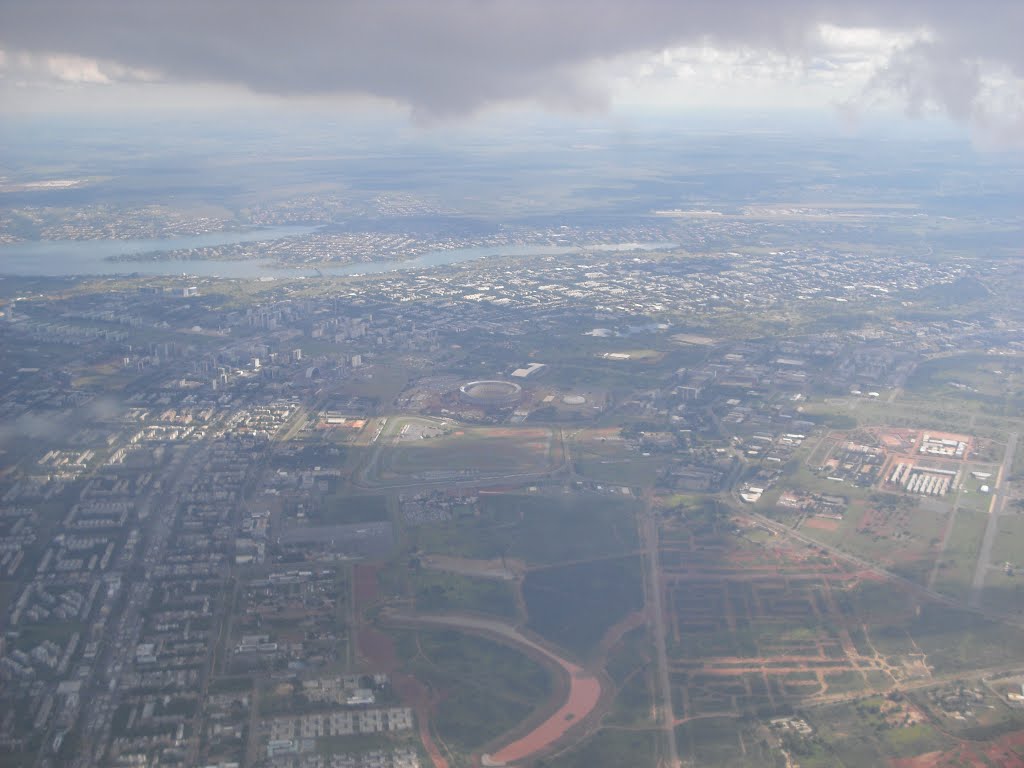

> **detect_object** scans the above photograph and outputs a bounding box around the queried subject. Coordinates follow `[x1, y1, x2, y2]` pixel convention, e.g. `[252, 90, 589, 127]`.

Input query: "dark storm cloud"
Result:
[1, 0, 1021, 118]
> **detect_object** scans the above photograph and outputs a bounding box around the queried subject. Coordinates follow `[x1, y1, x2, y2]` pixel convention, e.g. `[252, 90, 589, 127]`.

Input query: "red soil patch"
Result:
[394, 674, 449, 768]
[357, 626, 399, 673]
[600, 612, 646, 655]
[892, 750, 948, 768]
[354, 563, 381, 608]
[804, 517, 841, 532]
[487, 664, 601, 765]
[891, 731, 1024, 768]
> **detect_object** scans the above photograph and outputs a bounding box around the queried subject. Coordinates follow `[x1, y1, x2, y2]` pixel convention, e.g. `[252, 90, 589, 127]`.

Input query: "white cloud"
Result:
[1, 2, 1022, 144]
[0, 48, 161, 87]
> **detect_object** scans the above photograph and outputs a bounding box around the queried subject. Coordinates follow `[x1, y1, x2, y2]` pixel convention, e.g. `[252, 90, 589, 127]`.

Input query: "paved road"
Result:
[741, 507, 1024, 629]
[800, 659, 1024, 710]
[641, 503, 681, 768]
[73, 440, 204, 767]
[381, 610, 602, 766]
[970, 431, 1019, 607]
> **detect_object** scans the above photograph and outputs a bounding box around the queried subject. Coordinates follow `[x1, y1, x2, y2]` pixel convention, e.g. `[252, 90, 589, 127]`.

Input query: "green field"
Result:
[603, 625, 657, 724]
[790, 494, 946, 585]
[802, 699, 957, 767]
[573, 456, 665, 487]
[367, 418, 560, 484]
[402, 629, 552, 754]
[835, 580, 1024, 674]
[906, 353, 1012, 401]
[548, 728, 659, 768]
[931, 507, 988, 601]
[677, 717, 781, 767]
[411, 569, 519, 620]
[409, 492, 640, 565]
[989, 511, 1024, 566]
[604, 625, 653, 685]
[604, 668, 655, 727]
[523, 556, 645, 659]
[311, 494, 390, 524]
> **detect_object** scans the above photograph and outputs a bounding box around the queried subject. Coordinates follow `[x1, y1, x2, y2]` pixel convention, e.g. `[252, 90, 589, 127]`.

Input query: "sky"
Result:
[1, 1, 1023, 145]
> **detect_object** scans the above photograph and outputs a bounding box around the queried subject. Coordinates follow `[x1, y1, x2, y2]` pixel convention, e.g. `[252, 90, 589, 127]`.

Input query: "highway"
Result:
[641, 499, 681, 768]
[740, 506, 1024, 630]
[72, 439, 208, 767]
[970, 431, 1019, 607]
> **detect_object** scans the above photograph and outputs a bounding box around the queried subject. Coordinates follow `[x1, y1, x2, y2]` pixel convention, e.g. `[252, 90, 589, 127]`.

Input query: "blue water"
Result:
[0, 226, 318, 278]
[0, 230, 677, 279]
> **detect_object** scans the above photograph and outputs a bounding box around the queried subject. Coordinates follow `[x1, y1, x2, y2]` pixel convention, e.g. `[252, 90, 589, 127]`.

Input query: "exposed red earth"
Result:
[383, 611, 604, 767]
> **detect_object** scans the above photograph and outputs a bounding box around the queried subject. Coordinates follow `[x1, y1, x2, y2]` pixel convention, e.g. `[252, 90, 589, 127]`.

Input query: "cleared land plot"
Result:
[659, 512, 1024, 729]
[365, 418, 560, 485]
[796, 495, 947, 586]
[660, 523, 886, 720]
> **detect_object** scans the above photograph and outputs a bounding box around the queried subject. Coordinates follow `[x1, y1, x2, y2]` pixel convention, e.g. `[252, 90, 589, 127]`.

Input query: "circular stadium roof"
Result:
[459, 379, 523, 406]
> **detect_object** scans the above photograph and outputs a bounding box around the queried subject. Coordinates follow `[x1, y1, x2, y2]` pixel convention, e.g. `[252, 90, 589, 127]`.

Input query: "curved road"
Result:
[381, 610, 602, 766]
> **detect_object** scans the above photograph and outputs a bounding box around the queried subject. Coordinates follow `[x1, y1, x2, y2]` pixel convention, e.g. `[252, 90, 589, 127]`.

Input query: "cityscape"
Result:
[3, 2, 1024, 767]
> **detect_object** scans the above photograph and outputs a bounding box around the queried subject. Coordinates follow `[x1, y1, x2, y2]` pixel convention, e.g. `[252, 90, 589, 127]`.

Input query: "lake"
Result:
[0, 230, 677, 279]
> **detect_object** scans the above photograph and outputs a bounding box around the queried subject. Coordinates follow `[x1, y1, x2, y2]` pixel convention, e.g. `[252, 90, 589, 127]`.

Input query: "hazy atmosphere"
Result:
[2, 0, 1023, 141]
[1, 3, 1024, 768]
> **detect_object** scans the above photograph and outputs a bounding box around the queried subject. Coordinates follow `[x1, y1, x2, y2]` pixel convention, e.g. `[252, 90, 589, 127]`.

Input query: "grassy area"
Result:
[911, 603, 1024, 673]
[410, 569, 518, 620]
[604, 625, 652, 685]
[906, 353, 1012, 400]
[404, 629, 551, 754]
[311, 494, 390, 524]
[989, 511, 1024, 566]
[790, 494, 946, 584]
[523, 556, 645, 659]
[604, 668, 655, 727]
[548, 728, 658, 768]
[339, 365, 410, 403]
[676, 717, 781, 767]
[823, 670, 867, 695]
[846, 581, 1022, 676]
[573, 456, 666, 487]
[803, 700, 954, 768]
[570, 427, 668, 486]
[409, 492, 640, 565]
[979, 567, 1024, 615]
[931, 507, 988, 601]
[373, 419, 557, 481]
[316, 732, 421, 757]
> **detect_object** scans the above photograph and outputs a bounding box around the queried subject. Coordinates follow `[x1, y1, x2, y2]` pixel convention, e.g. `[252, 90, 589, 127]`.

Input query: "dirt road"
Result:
[382, 610, 602, 766]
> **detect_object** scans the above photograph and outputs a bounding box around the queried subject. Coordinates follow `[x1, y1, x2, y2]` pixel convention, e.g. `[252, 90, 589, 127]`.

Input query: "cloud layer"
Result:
[1, 0, 1022, 129]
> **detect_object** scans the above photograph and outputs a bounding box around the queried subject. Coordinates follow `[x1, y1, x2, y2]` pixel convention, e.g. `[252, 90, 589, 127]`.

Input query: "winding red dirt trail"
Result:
[383, 610, 603, 766]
